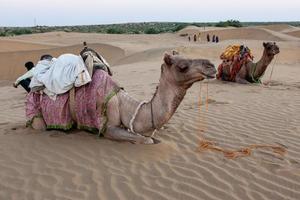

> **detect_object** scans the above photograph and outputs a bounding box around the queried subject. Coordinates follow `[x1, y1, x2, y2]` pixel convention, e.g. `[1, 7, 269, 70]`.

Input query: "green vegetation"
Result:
[0, 21, 299, 37]
[145, 27, 160, 34]
[216, 20, 242, 27]
[106, 28, 125, 34]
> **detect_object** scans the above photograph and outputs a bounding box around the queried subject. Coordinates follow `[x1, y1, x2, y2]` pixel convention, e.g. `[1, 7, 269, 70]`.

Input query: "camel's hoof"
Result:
[143, 137, 155, 145]
[151, 137, 161, 144]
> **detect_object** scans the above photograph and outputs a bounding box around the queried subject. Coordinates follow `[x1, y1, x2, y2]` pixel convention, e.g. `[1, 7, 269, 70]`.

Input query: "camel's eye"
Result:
[177, 64, 189, 73]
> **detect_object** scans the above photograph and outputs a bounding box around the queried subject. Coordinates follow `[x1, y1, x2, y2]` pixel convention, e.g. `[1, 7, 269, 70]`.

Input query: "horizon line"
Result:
[1, 20, 300, 28]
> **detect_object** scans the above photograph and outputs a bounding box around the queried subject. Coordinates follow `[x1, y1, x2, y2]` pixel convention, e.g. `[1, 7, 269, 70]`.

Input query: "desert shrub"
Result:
[63, 28, 72, 32]
[216, 20, 242, 28]
[132, 30, 141, 34]
[145, 28, 160, 34]
[173, 24, 188, 32]
[106, 28, 125, 34]
[11, 28, 33, 35]
[179, 33, 188, 37]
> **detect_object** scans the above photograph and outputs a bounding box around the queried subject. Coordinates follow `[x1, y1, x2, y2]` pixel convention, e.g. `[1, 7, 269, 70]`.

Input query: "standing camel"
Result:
[29, 52, 217, 144]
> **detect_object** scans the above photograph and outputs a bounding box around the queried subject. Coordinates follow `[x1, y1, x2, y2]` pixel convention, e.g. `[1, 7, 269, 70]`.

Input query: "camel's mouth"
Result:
[274, 49, 280, 55]
[204, 74, 216, 79]
[200, 71, 216, 79]
[270, 46, 280, 55]
[186, 73, 215, 85]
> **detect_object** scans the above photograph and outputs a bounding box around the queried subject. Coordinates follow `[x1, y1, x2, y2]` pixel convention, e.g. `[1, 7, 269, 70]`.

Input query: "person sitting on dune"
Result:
[13, 54, 92, 99]
[13, 55, 53, 92]
[13, 61, 35, 92]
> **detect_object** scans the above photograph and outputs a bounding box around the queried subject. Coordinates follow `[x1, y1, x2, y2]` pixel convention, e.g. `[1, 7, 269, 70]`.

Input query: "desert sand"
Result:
[0, 24, 300, 200]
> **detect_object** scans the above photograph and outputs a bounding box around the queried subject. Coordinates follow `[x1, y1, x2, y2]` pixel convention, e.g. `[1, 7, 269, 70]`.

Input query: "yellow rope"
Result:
[197, 79, 286, 159]
[268, 56, 278, 84]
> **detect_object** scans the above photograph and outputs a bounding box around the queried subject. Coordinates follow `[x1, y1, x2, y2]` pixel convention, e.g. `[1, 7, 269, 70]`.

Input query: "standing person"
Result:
[198, 32, 201, 41]
[188, 36, 191, 42]
[212, 35, 216, 43]
[216, 36, 219, 43]
[194, 34, 197, 42]
[207, 34, 210, 42]
[13, 61, 34, 93]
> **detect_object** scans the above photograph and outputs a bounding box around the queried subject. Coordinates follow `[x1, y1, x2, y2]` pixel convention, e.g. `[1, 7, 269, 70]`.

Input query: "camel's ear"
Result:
[263, 42, 267, 48]
[164, 53, 175, 66]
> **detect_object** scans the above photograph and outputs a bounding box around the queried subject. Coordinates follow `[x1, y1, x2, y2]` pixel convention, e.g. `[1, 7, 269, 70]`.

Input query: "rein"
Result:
[267, 55, 278, 84]
[250, 62, 262, 83]
[197, 78, 286, 159]
[129, 86, 158, 136]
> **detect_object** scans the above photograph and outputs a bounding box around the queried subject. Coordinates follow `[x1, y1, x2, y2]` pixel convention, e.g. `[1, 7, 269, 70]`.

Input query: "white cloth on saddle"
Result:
[29, 54, 91, 99]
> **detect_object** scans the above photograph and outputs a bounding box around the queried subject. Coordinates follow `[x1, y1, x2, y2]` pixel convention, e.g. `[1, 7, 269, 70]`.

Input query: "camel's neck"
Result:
[120, 75, 187, 134]
[252, 49, 274, 78]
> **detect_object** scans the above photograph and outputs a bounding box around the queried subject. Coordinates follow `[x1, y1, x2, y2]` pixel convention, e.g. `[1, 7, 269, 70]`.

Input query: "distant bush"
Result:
[63, 28, 72, 32]
[145, 28, 160, 34]
[11, 28, 33, 35]
[132, 30, 141, 34]
[216, 20, 242, 28]
[173, 24, 188, 32]
[106, 28, 125, 34]
[179, 33, 188, 37]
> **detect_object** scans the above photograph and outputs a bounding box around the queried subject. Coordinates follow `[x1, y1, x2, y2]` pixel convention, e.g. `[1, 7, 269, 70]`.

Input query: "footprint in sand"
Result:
[205, 98, 230, 105]
[0, 122, 9, 126]
[216, 89, 228, 94]
[184, 99, 230, 110]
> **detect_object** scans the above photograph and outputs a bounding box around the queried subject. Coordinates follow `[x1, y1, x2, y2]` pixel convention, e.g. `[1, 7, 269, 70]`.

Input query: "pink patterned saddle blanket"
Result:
[26, 70, 120, 135]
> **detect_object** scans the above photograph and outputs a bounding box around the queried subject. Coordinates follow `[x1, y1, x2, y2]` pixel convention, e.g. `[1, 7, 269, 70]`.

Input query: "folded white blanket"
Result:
[30, 54, 91, 99]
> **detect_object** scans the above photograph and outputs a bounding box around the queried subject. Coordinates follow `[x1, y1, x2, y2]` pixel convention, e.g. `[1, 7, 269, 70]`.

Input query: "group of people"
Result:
[188, 33, 201, 42]
[187, 33, 220, 43]
[207, 34, 219, 43]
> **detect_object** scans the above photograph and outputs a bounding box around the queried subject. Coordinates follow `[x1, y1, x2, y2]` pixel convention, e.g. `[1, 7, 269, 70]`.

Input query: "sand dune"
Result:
[286, 30, 300, 38]
[0, 43, 125, 80]
[0, 39, 58, 52]
[115, 47, 172, 65]
[257, 24, 295, 32]
[200, 28, 283, 41]
[178, 25, 300, 42]
[1, 26, 300, 200]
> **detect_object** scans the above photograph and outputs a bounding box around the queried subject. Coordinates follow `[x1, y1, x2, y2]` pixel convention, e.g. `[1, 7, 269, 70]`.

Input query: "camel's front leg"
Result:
[31, 117, 46, 130]
[105, 126, 154, 144]
[235, 65, 250, 84]
[235, 76, 250, 84]
[103, 94, 154, 144]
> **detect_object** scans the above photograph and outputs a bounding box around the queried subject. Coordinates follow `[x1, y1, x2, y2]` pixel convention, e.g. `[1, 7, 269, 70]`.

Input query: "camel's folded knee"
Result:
[31, 118, 46, 131]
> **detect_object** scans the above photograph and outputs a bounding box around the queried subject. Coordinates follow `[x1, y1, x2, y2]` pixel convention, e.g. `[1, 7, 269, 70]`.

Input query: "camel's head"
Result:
[263, 42, 280, 57]
[161, 52, 216, 88]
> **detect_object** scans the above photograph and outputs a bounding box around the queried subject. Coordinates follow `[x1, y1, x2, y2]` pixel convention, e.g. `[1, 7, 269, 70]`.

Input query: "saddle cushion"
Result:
[26, 70, 120, 134]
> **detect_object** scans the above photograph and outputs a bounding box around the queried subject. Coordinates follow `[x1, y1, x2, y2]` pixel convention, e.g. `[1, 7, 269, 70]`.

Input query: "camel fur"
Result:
[30, 52, 217, 144]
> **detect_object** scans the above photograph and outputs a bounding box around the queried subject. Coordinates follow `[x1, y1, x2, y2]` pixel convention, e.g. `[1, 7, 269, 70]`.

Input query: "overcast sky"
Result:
[1, 0, 299, 26]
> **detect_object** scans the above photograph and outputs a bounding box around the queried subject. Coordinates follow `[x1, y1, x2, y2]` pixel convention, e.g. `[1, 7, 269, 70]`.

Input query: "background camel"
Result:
[218, 42, 280, 84]
[31, 52, 216, 144]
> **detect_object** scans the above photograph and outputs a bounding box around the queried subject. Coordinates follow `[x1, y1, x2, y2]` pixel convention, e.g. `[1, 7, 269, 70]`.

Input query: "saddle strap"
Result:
[69, 87, 77, 122]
